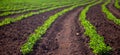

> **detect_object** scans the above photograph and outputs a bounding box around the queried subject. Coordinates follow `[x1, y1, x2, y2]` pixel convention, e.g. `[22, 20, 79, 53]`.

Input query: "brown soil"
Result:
[0, 7, 65, 55]
[107, 0, 120, 18]
[86, 4, 120, 55]
[28, 7, 94, 55]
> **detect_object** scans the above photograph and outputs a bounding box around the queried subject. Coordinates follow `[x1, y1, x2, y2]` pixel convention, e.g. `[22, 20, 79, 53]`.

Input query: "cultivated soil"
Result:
[87, 4, 120, 55]
[0, 6, 68, 21]
[107, 0, 120, 18]
[28, 7, 94, 55]
[0, 7, 66, 55]
[0, 1, 120, 55]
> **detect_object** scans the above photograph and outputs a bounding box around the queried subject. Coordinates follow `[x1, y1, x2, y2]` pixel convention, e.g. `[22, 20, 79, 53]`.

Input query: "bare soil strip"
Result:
[87, 4, 120, 55]
[0, 7, 65, 55]
[107, 0, 120, 18]
[28, 7, 94, 55]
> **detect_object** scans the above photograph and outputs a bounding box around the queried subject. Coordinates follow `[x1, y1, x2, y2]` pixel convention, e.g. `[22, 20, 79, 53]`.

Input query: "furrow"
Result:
[102, 0, 120, 25]
[79, 0, 111, 54]
[0, 6, 65, 55]
[20, 0, 96, 54]
[107, 0, 120, 18]
[87, 3, 120, 55]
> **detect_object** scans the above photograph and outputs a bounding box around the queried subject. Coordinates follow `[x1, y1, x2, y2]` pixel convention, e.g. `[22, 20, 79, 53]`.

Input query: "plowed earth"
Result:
[0, 1, 120, 55]
[107, 0, 120, 18]
[87, 4, 120, 55]
[28, 7, 94, 55]
[0, 7, 66, 55]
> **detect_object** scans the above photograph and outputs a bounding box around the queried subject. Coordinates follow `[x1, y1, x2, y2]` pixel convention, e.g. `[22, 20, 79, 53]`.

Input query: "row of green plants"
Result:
[114, 0, 120, 9]
[0, 0, 42, 11]
[102, 0, 120, 25]
[0, 4, 74, 26]
[0, 0, 48, 11]
[0, 5, 37, 12]
[20, 0, 96, 55]
[0, 4, 54, 16]
[0, 5, 68, 26]
[0, 6, 49, 16]
[0, 0, 82, 16]
[0, 0, 91, 26]
[0, 0, 82, 11]
[79, 0, 111, 54]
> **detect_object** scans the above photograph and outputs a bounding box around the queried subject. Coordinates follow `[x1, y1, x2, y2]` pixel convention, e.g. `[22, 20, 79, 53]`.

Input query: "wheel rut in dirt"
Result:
[107, 0, 120, 18]
[29, 7, 94, 55]
[86, 4, 120, 55]
[0, 7, 65, 55]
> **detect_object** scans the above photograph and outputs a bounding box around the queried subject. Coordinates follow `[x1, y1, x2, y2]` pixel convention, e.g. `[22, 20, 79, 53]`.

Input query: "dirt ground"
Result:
[107, 0, 120, 18]
[87, 4, 120, 55]
[0, 1, 120, 55]
[0, 7, 66, 55]
[28, 7, 94, 55]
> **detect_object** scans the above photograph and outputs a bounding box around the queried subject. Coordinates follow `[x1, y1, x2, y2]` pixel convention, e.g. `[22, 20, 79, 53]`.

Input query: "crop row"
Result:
[0, 0, 83, 11]
[114, 0, 120, 9]
[0, 6, 49, 16]
[20, 0, 96, 55]
[0, 0, 41, 11]
[0, 5, 41, 12]
[0, 4, 54, 16]
[0, 0, 58, 11]
[102, 0, 120, 25]
[0, 0, 91, 26]
[0, 0, 83, 16]
[79, 0, 111, 54]
[0, 5, 68, 26]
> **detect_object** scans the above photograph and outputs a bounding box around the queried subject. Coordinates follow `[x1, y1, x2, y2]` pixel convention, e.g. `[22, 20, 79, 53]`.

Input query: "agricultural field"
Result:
[0, 0, 120, 55]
